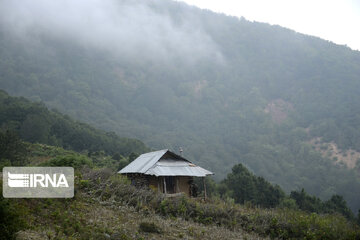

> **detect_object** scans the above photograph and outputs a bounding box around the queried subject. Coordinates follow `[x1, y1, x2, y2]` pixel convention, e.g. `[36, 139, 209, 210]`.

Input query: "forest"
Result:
[0, 91, 358, 220]
[1, 93, 359, 239]
[0, 0, 360, 214]
[0, 90, 148, 158]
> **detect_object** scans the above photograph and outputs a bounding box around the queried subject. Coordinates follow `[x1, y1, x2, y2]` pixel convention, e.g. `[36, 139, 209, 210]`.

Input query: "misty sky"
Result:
[179, 0, 360, 51]
[0, 0, 223, 64]
[1, 0, 358, 65]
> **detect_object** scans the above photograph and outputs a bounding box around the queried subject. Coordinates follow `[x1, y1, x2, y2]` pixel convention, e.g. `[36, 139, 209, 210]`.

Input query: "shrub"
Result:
[0, 184, 27, 240]
[139, 222, 162, 233]
[85, 168, 360, 239]
[40, 154, 92, 169]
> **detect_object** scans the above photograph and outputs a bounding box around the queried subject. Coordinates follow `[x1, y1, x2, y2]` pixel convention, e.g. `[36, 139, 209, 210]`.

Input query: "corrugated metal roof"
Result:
[118, 149, 168, 174]
[118, 150, 213, 177]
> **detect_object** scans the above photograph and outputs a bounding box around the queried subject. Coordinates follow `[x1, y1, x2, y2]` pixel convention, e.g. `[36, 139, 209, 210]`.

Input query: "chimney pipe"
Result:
[179, 147, 183, 156]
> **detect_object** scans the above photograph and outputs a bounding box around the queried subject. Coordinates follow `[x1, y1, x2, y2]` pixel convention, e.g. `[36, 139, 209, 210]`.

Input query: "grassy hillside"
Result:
[1, 143, 359, 240]
[0, 0, 360, 212]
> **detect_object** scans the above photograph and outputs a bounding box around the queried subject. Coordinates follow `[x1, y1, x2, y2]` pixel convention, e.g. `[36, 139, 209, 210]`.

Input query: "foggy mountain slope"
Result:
[1, 0, 360, 211]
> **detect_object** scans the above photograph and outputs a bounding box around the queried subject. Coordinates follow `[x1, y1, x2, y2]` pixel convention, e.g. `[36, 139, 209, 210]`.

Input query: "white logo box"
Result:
[3, 167, 74, 198]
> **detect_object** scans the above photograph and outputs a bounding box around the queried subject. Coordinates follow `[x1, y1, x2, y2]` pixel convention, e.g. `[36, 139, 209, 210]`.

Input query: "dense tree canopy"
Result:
[0, 90, 148, 156]
[0, 130, 27, 167]
[290, 189, 354, 220]
[222, 163, 284, 208]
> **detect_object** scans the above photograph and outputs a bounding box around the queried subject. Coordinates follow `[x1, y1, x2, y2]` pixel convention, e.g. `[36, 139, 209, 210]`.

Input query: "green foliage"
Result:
[290, 189, 324, 213]
[118, 158, 130, 170]
[290, 189, 355, 220]
[214, 164, 355, 221]
[88, 151, 123, 170]
[0, 90, 148, 157]
[0, 130, 28, 167]
[194, 176, 218, 198]
[153, 194, 360, 239]
[222, 163, 285, 208]
[27, 198, 115, 239]
[40, 154, 93, 169]
[324, 194, 354, 220]
[26, 143, 75, 163]
[6, 165, 359, 240]
[0, 184, 27, 240]
[278, 197, 298, 210]
[79, 179, 90, 189]
[139, 222, 162, 233]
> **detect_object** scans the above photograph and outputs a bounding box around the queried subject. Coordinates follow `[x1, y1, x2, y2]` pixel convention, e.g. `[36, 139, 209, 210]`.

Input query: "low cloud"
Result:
[0, 0, 223, 63]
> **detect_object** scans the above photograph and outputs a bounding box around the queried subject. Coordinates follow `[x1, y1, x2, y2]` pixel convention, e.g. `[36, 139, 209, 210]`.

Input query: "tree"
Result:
[20, 114, 50, 143]
[0, 195, 26, 240]
[324, 195, 354, 220]
[0, 130, 27, 167]
[290, 189, 323, 213]
[222, 163, 284, 208]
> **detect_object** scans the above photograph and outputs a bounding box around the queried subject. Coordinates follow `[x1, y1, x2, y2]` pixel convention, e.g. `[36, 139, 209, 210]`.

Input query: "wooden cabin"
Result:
[118, 149, 213, 197]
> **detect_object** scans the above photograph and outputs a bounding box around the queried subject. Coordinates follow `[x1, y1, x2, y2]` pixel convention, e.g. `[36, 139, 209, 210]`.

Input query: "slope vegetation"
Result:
[0, 90, 148, 157]
[2, 144, 359, 240]
[0, 0, 360, 211]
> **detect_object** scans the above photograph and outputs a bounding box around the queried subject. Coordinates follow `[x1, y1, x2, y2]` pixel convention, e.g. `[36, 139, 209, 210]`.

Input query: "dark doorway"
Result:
[165, 176, 175, 193]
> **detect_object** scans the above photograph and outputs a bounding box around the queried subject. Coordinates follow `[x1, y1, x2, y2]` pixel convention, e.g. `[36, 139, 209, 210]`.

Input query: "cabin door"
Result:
[165, 176, 175, 194]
